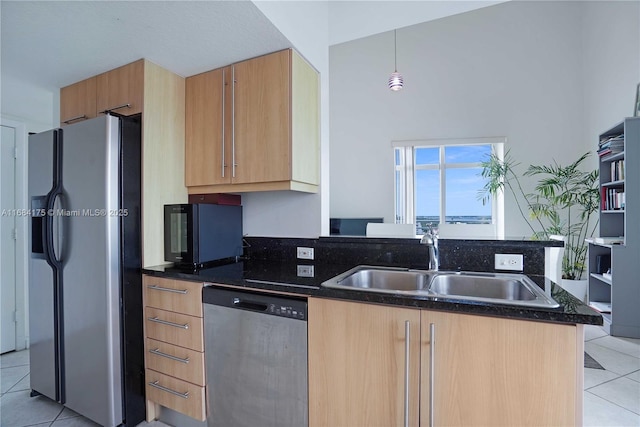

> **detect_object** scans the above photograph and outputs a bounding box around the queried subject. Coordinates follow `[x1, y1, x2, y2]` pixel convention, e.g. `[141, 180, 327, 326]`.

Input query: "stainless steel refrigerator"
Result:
[28, 114, 145, 427]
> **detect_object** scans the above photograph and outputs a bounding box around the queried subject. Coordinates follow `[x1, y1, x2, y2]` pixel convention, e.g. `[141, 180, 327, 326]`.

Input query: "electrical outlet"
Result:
[495, 253, 523, 271]
[296, 247, 314, 260]
[297, 265, 315, 278]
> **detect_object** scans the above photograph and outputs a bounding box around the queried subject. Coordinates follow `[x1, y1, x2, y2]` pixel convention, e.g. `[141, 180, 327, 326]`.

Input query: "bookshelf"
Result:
[588, 117, 640, 338]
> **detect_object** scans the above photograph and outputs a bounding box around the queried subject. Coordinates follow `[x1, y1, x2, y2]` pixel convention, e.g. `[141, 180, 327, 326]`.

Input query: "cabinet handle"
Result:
[221, 68, 227, 178]
[149, 348, 190, 364]
[404, 320, 410, 427]
[148, 316, 189, 330]
[147, 284, 188, 294]
[63, 115, 87, 124]
[99, 103, 131, 114]
[231, 66, 237, 178]
[429, 323, 435, 427]
[148, 380, 189, 399]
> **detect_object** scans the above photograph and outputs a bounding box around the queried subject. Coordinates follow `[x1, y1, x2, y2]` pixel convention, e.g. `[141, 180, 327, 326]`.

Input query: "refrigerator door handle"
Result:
[50, 193, 65, 264]
[45, 129, 65, 403]
[45, 131, 64, 270]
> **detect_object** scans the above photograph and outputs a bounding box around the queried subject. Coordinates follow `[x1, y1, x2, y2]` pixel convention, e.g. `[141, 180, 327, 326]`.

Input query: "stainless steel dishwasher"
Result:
[203, 286, 308, 427]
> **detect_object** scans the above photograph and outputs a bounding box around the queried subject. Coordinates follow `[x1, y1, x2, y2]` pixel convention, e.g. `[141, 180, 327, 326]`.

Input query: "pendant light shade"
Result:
[388, 29, 404, 91]
[388, 72, 404, 91]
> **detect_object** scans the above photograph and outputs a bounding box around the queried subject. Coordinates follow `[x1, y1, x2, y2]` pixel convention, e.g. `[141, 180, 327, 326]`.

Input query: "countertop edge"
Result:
[142, 264, 603, 327]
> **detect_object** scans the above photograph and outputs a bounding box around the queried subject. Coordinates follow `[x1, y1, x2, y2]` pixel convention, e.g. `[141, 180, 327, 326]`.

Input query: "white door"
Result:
[1, 124, 17, 353]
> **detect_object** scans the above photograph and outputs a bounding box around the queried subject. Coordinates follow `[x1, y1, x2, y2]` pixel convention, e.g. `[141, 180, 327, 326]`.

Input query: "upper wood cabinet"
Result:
[185, 66, 229, 187]
[60, 59, 144, 125]
[96, 59, 144, 116]
[308, 298, 583, 427]
[185, 49, 319, 193]
[232, 50, 291, 185]
[60, 76, 97, 125]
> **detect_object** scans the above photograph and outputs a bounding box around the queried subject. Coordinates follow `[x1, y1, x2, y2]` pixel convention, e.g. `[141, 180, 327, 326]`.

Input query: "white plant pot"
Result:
[560, 279, 588, 303]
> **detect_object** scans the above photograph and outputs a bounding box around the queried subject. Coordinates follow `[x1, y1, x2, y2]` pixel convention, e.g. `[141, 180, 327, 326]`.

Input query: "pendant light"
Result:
[388, 29, 404, 91]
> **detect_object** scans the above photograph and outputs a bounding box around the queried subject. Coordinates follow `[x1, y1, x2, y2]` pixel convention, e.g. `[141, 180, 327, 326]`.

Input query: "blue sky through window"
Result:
[414, 145, 491, 218]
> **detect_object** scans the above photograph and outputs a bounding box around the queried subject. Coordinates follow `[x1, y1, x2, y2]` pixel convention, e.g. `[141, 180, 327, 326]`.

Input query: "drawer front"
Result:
[145, 338, 205, 386]
[143, 276, 203, 317]
[146, 369, 205, 421]
[145, 307, 204, 351]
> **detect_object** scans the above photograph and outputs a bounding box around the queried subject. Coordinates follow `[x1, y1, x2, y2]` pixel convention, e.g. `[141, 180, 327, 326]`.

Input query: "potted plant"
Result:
[479, 151, 599, 297]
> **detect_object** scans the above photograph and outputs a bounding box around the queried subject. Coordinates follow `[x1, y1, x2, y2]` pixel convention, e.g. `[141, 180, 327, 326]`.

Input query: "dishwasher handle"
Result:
[233, 298, 268, 313]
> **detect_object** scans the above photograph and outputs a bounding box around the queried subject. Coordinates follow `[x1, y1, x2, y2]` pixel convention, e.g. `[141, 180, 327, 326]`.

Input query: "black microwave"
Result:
[164, 203, 243, 267]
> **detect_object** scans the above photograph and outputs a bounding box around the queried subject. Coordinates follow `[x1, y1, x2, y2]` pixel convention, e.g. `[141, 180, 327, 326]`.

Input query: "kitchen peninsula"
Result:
[143, 236, 601, 426]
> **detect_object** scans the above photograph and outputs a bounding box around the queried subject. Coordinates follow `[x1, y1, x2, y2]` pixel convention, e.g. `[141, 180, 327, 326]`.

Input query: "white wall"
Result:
[1, 73, 58, 132]
[582, 0, 640, 160]
[249, 1, 330, 237]
[328, 0, 506, 45]
[1, 75, 58, 351]
[329, 0, 639, 238]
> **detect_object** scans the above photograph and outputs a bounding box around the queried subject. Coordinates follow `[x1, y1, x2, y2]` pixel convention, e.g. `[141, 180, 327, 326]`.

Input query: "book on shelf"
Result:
[600, 187, 625, 210]
[598, 133, 624, 158]
[593, 236, 624, 244]
[589, 301, 612, 313]
[610, 159, 625, 181]
[598, 134, 624, 146]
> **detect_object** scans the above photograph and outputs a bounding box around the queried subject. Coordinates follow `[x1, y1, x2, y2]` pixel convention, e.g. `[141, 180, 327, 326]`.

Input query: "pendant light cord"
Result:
[394, 29, 398, 72]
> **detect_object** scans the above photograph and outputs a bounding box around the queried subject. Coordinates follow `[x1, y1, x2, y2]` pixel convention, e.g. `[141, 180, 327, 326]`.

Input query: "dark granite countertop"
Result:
[143, 258, 602, 326]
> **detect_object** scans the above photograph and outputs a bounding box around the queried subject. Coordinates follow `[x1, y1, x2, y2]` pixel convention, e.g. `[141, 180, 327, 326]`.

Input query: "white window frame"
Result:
[393, 137, 505, 238]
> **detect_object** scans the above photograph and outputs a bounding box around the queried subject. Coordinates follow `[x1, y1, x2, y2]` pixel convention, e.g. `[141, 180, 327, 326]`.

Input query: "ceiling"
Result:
[1, 1, 502, 91]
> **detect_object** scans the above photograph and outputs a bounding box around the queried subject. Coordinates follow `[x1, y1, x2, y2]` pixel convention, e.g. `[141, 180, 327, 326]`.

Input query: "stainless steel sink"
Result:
[334, 267, 430, 291]
[427, 271, 559, 308]
[322, 266, 559, 308]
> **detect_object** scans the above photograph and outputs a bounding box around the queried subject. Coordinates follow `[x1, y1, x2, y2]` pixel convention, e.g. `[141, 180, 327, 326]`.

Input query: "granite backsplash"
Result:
[243, 236, 562, 277]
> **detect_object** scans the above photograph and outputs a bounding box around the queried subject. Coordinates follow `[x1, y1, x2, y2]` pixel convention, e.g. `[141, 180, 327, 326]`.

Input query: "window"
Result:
[394, 138, 505, 238]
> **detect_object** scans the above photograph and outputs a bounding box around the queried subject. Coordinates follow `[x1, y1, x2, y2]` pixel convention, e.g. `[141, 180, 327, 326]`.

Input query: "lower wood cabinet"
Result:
[145, 338, 205, 386]
[420, 309, 581, 426]
[144, 307, 204, 351]
[142, 275, 205, 422]
[308, 298, 583, 427]
[308, 297, 420, 427]
[145, 369, 205, 421]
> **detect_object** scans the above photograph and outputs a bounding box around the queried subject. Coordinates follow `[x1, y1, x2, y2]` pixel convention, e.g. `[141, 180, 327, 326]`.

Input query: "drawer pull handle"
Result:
[147, 284, 188, 294]
[63, 115, 87, 124]
[149, 348, 190, 364]
[148, 316, 189, 330]
[404, 320, 410, 427]
[99, 103, 131, 114]
[429, 322, 436, 427]
[148, 380, 189, 399]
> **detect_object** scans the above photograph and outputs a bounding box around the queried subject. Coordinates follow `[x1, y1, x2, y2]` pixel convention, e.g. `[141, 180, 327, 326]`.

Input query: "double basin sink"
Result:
[322, 266, 559, 309]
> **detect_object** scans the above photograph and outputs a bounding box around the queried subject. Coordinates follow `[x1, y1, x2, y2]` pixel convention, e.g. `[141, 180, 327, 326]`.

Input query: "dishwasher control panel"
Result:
[268, 303, 306, 320]
[204, 286, 307, 321]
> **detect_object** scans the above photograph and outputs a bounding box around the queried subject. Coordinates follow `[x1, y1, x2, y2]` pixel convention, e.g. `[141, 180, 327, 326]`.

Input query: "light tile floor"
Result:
[583, 325, 640, 426]
[1, 325, 638, 426]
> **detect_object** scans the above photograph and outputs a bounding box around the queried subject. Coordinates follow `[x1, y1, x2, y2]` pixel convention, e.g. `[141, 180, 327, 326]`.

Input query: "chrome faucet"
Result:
[420, 226, 439, 271]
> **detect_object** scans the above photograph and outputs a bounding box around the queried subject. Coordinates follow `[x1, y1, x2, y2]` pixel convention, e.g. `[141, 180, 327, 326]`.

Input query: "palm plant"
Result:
[479, 151, 599, 280]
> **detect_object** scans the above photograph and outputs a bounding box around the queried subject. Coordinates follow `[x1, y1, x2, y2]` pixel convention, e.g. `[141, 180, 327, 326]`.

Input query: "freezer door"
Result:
[28, 129, 59, 402]
[59, 115, 123, 427]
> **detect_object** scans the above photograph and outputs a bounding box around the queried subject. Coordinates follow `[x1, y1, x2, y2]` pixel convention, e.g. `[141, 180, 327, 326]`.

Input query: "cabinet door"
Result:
[96, 59, 144, 116]
[420, 310, 580, 426]
[308, 298, 420, 427]
[60, 76, 97, 125]
[185, 67, 231, 186]
[232, 50, 291, 184]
